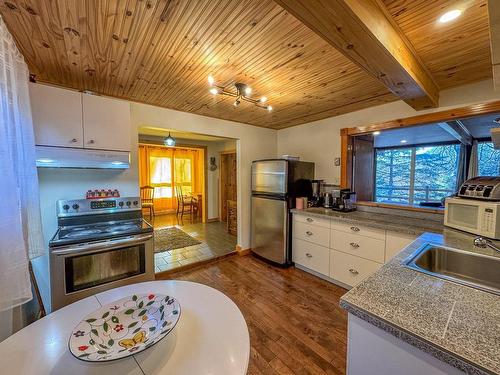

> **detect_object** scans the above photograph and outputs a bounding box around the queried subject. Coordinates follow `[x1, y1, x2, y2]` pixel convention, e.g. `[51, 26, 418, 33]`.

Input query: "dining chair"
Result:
[140, 185, 155, 219]
[175, 185, 198, 219]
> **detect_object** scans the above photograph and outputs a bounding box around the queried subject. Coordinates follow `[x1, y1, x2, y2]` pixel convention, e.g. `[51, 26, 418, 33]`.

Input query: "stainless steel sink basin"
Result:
[404, 244, 500, 295]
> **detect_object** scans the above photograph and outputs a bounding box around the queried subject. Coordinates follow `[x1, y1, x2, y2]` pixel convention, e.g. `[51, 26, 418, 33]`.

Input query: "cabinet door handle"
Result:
[306, 217, 313, 222]
[306, 253, 313, 258]
[349, 268, 359, 275]
[88, 139, 95, 144]
[350, 242, 360, 248]
[350, 226, 360, 232]
[305, 231, 313, 236]
[71, 138, 78, 143]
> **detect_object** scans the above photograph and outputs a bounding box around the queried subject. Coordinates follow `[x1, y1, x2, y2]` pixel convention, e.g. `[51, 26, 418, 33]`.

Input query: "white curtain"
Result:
[0, 16, 44, 312]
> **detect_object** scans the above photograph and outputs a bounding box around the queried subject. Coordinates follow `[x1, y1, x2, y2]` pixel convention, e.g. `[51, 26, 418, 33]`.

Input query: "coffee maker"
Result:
[332, 189, 357, 212]
[310, 180, 324, 207]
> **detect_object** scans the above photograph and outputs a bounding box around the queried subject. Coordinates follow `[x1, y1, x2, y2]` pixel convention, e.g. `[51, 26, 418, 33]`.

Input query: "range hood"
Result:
[36, 146, 130, 169]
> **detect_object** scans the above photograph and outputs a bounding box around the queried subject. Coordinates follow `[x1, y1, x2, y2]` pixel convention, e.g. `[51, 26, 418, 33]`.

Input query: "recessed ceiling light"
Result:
[209, 87, 218, 95]
[373, 131, 381, 136]
[400, 139, 407, 144]
[439, 9, 462, 23]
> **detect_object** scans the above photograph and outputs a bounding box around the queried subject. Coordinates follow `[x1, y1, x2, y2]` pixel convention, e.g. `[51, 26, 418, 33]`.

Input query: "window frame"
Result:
[374, 141, 461, 206]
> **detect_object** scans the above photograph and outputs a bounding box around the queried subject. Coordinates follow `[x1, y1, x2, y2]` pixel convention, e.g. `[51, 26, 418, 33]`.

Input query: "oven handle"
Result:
[51, 233, 154, 256]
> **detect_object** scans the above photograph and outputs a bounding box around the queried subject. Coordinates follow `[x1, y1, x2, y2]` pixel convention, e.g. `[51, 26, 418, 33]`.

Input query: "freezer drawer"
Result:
[251, 196, 288, 264]
[252, 160, 287, 194]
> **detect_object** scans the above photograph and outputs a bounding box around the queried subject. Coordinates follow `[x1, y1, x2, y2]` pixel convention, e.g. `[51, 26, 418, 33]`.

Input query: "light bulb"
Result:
[439, 9, 462, 23]
[373, 131, 381, 136]
[244, 86, 252, 95]
[260, 96, 267, 103]
[209, 87, 218, 95]
[233, 100, 240, 107]
[267, 105, 273, 112]
[400, 139, 407, 144]
[208, 75, 215, 85]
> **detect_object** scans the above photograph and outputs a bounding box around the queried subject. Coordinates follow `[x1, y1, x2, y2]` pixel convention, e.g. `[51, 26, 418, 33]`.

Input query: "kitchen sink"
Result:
[404, 243, 500, 296]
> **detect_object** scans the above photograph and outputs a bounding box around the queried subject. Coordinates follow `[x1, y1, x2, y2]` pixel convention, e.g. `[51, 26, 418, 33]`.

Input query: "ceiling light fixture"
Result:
[439, 9, 462, 23]
[207, 76, 272, 111]
[400, 139, 407, 144]
[164, 132, 176, 147]
[373, 131, 381, 136]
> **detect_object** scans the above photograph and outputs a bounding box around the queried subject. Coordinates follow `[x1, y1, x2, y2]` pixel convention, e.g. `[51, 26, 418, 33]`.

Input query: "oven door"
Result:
[50, 233, 154, 311]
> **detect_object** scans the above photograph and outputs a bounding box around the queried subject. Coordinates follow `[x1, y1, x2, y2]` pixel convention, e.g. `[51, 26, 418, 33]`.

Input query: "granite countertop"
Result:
[292, 207, 444, 236]
[340, 231, 500, 375]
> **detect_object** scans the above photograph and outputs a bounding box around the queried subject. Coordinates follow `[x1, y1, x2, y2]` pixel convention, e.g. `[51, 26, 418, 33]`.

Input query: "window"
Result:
[375, 144, 460, 205]
[477, 142, 500, 176]
[150, 156, 172, 198]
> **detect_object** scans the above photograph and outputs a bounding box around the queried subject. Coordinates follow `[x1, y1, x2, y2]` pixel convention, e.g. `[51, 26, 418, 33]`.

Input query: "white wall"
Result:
[277, 79, 500, 184]
[131, 103, 277, 249]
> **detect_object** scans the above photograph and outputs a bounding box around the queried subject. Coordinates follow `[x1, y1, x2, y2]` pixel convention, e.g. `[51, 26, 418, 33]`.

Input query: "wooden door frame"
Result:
[340, 99, 500, 212]
[138, 142, 208, 223]
[219, 149, 237, 222]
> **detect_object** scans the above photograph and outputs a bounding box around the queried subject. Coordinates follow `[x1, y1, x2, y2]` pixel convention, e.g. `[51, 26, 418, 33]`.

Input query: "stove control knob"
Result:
[133, 200, 138, 206]
[72, 204, 79, 210]
[118, 201, 124, 207]
[63, 204, 70, 210]
[126, 201, 131, 206]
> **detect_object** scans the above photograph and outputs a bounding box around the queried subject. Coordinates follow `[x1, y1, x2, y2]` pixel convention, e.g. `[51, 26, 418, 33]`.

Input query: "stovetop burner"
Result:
[50, 218, 153, 248]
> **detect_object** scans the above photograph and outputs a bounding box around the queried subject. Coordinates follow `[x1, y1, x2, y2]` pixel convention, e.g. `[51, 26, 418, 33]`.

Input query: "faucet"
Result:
[474, 237, 500, 253]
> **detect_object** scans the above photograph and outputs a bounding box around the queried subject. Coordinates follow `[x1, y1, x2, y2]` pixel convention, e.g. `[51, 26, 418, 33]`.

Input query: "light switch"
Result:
[334, 157, 341, 166]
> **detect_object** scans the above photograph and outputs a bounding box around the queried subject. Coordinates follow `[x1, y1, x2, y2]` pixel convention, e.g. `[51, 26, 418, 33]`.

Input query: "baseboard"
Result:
[235, 245, 251, 256]
[206, 217, 220, 222]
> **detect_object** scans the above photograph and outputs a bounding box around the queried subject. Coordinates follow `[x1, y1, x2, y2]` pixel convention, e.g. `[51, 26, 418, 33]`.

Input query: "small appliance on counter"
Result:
[310, 180, 324, 207]
[48, 197, 155, 311]
[332, 189, 357, 212]
[445, 176, 500, 239]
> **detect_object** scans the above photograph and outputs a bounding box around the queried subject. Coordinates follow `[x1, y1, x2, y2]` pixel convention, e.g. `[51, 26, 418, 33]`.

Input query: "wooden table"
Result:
[0, 281, 249, 375]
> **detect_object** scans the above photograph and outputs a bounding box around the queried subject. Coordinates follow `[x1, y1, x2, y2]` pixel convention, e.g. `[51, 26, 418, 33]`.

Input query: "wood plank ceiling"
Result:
[0, 0, 492, 129]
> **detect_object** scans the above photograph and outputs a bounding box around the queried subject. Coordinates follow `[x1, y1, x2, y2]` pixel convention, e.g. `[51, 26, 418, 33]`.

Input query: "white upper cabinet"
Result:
[82, 93, 131, 151]
[29, 83, 131, 152]
[29, 83, 83, 148]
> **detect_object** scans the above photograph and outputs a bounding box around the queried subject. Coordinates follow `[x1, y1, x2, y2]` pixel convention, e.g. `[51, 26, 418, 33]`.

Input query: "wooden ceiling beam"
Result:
[273, 0, 440, 110]
[488, 0, 500, 90]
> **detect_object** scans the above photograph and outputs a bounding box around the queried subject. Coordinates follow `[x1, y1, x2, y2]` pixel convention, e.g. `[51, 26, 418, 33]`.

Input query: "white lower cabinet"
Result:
[293, 238, 330, 276]
[293, 213, 418, 288]
[330, 250, 382, 287]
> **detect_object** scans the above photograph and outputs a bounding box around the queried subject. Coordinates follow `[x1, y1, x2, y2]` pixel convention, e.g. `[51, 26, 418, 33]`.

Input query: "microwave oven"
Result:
[444, 197, 500, 239]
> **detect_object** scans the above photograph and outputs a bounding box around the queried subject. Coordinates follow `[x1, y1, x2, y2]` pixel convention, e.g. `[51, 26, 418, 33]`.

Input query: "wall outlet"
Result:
[334, 157, 341, 166]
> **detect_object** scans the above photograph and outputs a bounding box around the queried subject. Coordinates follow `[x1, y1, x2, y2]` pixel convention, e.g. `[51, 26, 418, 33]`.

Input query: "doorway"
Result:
[220, 150, 237, 235]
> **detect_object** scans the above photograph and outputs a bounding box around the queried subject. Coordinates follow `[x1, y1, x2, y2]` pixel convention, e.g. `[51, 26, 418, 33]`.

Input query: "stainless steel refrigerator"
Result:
[251, 159, 314, 266]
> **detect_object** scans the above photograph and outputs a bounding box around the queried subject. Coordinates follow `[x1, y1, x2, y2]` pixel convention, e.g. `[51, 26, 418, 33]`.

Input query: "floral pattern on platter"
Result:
[69, 294, 181, 362]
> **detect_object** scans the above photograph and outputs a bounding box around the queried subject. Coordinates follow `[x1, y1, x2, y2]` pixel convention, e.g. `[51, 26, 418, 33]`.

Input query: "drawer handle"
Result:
[305, 231, 313, 236]
[306, 253, 313, 258]
[349, 268, 359, 275]
[306, 217, 314, 222]
[350, 242, 360, 248]
[350, 226, 360, 232]
[88, 139, 95, 144]
[71, 138, 78, 143]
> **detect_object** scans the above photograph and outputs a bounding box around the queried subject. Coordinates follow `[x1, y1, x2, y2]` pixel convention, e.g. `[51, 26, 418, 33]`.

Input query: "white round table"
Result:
[0, 281, 250, 375]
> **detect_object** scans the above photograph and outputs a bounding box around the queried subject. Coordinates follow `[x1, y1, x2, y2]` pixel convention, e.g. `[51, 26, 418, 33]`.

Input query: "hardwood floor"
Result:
[159, 254, 348, 374]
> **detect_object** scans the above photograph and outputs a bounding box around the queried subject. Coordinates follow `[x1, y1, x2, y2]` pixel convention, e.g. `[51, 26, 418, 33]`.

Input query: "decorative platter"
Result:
[69, 294, 181, 362]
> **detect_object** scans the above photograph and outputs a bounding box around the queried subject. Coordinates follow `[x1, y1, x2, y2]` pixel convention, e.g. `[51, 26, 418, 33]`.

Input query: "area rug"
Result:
[154, 227, 201, 253]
